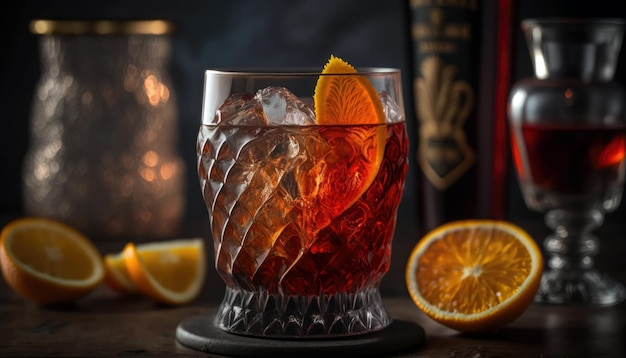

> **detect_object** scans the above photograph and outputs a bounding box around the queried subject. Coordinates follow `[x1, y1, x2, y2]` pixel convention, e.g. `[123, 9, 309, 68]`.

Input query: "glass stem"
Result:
[544, 209, 603, 272]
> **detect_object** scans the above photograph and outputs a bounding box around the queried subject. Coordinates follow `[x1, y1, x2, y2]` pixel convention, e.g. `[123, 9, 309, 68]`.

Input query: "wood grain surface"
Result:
[2, 219, 625, 357]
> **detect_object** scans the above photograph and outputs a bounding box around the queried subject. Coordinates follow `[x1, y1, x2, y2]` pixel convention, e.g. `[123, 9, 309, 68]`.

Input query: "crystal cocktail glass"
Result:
[508, 18, 626, 305]
[195, 67, 408, 337]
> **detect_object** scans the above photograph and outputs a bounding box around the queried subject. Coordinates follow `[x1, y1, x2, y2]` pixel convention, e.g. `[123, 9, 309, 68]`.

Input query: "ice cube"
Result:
[379, 91, 404, 123]
[256, 87, 316, 125]
[214, 93, 267, 125]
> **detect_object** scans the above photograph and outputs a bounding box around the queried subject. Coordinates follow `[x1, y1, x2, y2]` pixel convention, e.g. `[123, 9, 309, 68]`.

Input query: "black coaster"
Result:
[176, 314, 425, 357]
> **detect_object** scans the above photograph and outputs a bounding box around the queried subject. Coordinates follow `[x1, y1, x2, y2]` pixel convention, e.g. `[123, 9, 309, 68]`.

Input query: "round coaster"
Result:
[176, 314, 425, 357]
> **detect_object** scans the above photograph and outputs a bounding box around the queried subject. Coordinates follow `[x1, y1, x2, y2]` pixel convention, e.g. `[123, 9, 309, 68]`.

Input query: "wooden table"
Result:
[1, 217, 625, 357]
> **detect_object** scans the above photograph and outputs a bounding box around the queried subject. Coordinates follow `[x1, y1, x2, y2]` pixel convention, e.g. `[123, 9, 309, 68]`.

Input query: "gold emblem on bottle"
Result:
[415, 55, 475, 190]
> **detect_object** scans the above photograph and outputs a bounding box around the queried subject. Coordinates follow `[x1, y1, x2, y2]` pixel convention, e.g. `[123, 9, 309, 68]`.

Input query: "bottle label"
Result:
[410, 1, 479, 190]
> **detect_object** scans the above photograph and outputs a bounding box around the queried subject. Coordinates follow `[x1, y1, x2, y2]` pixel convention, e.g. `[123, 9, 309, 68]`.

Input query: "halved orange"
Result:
[406, 220, 543, 333]
[301, 55, 387, 227]
[0, 217, 104, 306]
[103, 250, 137, 294]
[122, 238, 206, 305]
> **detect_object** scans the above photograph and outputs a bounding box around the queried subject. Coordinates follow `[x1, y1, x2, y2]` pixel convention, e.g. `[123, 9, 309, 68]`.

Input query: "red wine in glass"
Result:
[512, 123, 626, 211]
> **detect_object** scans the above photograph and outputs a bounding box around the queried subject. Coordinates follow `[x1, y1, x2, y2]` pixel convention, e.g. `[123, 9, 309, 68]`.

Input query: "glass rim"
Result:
[29, 19, 176, 35]
[204, 67, 402, 77]
[522, 17, 625, 28]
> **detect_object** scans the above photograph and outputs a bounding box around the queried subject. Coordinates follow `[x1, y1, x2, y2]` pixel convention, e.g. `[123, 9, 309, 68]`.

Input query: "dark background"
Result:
[2, 0, 626, 230]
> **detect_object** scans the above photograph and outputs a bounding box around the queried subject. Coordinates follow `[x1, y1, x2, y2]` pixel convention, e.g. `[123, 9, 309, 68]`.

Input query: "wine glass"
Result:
[508, 18, 626, 305]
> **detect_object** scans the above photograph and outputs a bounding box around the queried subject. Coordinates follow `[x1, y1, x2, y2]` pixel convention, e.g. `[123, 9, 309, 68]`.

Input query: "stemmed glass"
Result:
[508, 18, 626, 305]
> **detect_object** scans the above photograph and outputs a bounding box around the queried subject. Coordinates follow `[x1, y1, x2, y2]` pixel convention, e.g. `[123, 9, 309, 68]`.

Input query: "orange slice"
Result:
[406, 220, 543, 333]
[302, 55, 387, 226]
[0, 217, 104, 306]
[314, 55, 386, 126]
[103, 251, 137, 294]
[123, 238, 206, 305]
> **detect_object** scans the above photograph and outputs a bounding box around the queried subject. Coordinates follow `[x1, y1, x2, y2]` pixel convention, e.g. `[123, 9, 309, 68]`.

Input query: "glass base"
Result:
[177, 314, 425, 356]
[214, 286, 392, 338]
[535, 269, 626, 306]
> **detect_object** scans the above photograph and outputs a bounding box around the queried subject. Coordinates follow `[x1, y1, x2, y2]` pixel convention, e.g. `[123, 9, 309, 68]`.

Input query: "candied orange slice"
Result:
[302, 55, 387, 227]
[0, 217, 104, 306]
[406, 220, 543, 333]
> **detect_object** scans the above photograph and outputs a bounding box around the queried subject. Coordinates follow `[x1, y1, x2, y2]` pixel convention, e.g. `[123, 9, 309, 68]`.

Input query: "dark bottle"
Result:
[407, 0, 516, 235]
